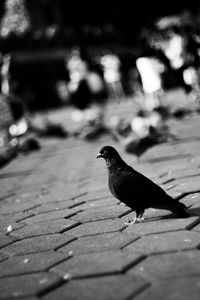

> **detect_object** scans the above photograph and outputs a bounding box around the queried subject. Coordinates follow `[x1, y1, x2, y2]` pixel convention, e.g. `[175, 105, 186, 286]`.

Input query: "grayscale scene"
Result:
[0, 0, 200, 299]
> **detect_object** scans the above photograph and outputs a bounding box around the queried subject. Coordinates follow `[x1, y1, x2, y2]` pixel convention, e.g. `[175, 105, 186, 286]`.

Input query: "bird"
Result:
[124, 125, 176, 160]
[97, 145, 189, 224]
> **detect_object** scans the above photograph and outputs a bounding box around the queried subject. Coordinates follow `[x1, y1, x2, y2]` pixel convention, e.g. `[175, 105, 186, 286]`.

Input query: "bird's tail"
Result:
[164, 195, 189, 218]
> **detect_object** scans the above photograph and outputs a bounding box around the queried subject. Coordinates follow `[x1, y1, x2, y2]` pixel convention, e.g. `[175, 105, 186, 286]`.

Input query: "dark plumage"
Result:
[125, 125, 176, 159]
[18, 137, 40, 153]
[97, 145, 189, 223]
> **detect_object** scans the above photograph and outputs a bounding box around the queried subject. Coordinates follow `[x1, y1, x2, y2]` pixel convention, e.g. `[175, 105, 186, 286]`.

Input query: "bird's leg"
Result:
[124, 218, 137, 226]
[136, 210, 145, 223]
[124, 210, 145, 226]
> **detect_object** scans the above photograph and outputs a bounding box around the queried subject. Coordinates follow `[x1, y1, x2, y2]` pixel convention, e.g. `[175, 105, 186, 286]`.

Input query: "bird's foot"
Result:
[136, 217, 145, 223]
[124, 217, 145, 226]
[124, 219, 136, 226]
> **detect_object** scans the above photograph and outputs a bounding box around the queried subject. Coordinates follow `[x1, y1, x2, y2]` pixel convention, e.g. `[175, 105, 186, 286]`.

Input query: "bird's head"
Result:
[96, 146, 121, 161]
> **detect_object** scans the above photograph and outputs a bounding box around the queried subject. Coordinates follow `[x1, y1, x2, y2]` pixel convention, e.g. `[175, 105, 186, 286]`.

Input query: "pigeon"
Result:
[18, 137, 40, 153]
[124, 125, 176, 160]
[97, 145, 189, 223]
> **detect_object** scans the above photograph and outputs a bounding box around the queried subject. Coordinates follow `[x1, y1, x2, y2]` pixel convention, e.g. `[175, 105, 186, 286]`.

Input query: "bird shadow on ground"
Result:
[140, 207, 200, 223]
[187, 207, 200, 217]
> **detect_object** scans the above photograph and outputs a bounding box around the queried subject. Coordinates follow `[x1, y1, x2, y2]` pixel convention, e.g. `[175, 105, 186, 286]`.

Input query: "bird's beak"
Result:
[96, 153, 102, 158]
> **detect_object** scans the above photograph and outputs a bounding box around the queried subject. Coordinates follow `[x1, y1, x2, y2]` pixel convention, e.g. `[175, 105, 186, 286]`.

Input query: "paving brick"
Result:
[10, 219, 79, 239]
[134, 278, 200, 300]
[51, 249, 145, 278]
[168, 189, 189, 199]
[0, 252, 8, 262]
[175, 176, 200, 189]
[0, 218, 25, 233]
[123, 216, 199, 236]
[181, 193, 200, 206]
[58, 232, 139, 255]
[42, 274, 148, 300]
[0, 272, 61, 299]
[163, 167, 200, 181]
[191, 214, 200, 231]
[78, 197, 119, 209]
[128, 250, 200, 281]
[2, 234, 75, 255]
[71, 205, 131, 223]
[0, 233, 18, 249]
[125, 230, 200, 255]
[168, 179, 200, 197]
[82, 191, 111, 201]
[34, 188, 86, 204]
[0, 251, 69, 277]
[0, 200, 39, 215]
[86, 184, 109, 193]
[143, 158, 194, 179]
[29, 199, 84, 214]
[36, 191, 87, 204]
[68, 219, 126, 237]
[23, 209, 80, 225]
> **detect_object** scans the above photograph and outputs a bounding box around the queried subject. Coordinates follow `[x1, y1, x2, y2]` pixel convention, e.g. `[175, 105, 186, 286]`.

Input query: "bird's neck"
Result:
[105, 157, 126, 173]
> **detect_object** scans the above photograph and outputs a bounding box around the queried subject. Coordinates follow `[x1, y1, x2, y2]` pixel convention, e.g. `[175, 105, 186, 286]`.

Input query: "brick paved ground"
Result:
[1, 89, 200, 299]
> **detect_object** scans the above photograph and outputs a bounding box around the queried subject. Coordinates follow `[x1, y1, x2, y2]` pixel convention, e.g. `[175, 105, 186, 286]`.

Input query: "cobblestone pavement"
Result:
[1, 91, 200, 299]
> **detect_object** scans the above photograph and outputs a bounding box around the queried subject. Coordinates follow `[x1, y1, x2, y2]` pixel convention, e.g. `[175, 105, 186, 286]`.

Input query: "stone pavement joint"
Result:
[1, 97, 200, 299]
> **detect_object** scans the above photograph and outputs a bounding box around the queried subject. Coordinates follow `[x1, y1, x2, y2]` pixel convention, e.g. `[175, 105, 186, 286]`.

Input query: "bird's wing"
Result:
[110, 166, 166, 206]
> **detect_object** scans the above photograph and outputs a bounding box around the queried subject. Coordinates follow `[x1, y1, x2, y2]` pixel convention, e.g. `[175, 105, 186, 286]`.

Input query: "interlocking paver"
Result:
[51, 249, 145, 278]
[67, 219, 126, 237]
[10, 219, 79, 238]
[162, 167, 200, 181]
[0, 272, 61, 299]
[77, 197, 118, 209]
[42, 274, 149, 300]
[191, 219, 200, 232]
[2, 234, 76, 255]
[0, 201, 40, 215]
[0, 252, 8, 262]
[0, 251, 69, 277]
[0, 233, 18, 249]
[128, 250, 200, 281]
[29, 199, 84, 214]
[70, 204, 131, 223]
[180, 193, 200, 206]
[22, 208, 80, 224]
[125, 230, 200, 255]
[57, 232, 139, 255]
[123, 216, 199, 236]
[133, 278, 200, 300]
[0, 218, 25, 233]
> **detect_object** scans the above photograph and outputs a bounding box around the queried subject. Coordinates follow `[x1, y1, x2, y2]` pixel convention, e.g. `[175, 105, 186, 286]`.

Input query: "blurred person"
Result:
[59, 47, 107, 123]
[183, 66, 199, 100]
[0, 54, 28, 138]
[100, 52, 124, 101]
[136, 56, 165, 111]
[135, 28, 171, 111]
[164, 29, 184, 69]
[56, 80, 70, 104]
[156, 26, 200, 98]
[1, 54, 11, 94]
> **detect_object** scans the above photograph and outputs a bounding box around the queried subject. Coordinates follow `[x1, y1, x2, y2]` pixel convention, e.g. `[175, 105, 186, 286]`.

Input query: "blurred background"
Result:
[1, 0, 200, 165]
